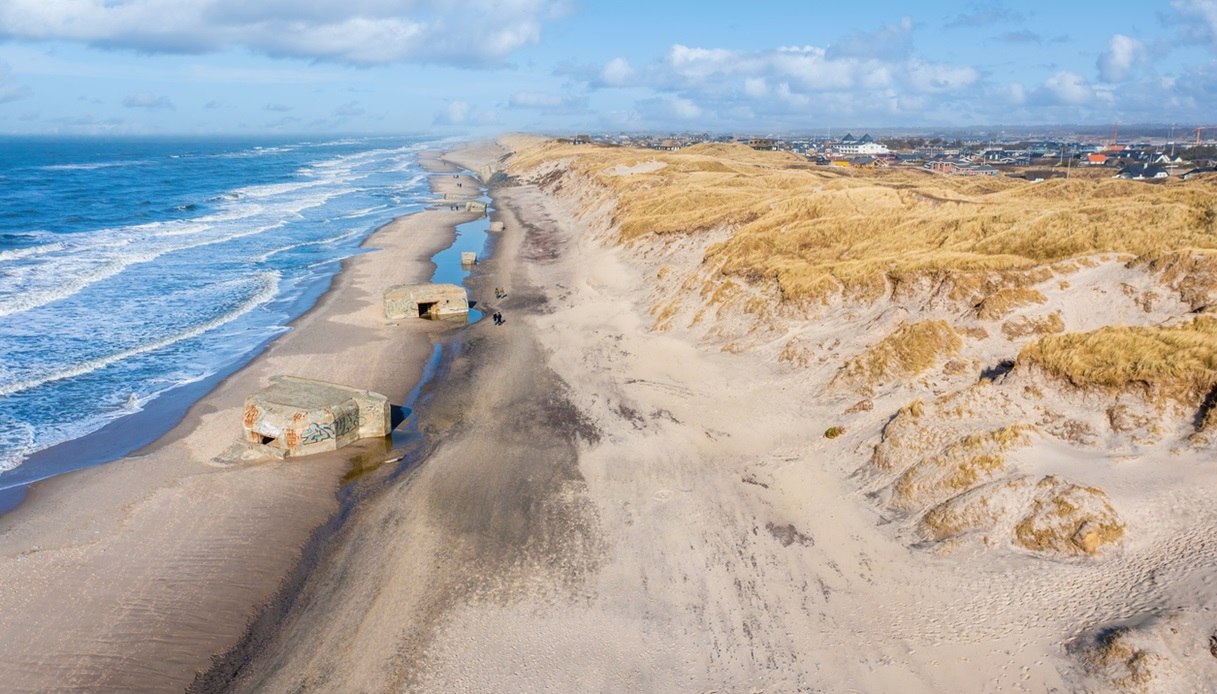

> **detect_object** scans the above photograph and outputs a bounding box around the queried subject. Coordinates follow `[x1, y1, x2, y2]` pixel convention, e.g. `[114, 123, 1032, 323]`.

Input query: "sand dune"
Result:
[488, 141, 1217, 691]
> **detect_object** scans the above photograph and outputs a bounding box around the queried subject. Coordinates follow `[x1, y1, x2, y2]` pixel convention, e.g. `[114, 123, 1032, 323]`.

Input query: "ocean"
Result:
[0, 135, 441, 484]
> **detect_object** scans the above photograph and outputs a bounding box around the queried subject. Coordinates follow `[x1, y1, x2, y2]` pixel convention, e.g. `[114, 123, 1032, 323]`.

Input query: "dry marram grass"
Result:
[975, 287, 1047, 320]
[833, 320, 962, 392]
[1018, 316, 1217, 402]
[509, 140, 1217, 307]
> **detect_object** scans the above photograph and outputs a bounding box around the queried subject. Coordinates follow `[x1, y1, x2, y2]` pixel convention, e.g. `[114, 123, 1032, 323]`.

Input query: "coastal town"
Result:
[562, 128, 1217, 181]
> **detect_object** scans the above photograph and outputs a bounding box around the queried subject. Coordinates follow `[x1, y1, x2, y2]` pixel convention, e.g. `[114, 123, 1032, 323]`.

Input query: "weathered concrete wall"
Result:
[243, 376, 391, 458]
[384, 283, 468, 320]
[460, 251, 477, 266]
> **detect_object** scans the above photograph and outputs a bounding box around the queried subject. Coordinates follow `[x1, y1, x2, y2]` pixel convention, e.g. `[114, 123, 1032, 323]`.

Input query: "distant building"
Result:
[1182, 165, 1217, 180]
[850, 156, 888, 168]
[1022, 170, 1068, 182]
[954, 164, 998, 176]
[1115, 163, 1169, 180]
[835, 133, 890, 155]
[924, 160, 958, 174]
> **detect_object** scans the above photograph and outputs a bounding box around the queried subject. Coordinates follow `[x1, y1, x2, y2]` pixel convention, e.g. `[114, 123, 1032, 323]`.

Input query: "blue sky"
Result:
[0, 1, 1215, 135]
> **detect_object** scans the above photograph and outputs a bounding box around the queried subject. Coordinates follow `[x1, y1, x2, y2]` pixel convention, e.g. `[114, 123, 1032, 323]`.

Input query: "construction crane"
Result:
[1197, 126, 1217, 145]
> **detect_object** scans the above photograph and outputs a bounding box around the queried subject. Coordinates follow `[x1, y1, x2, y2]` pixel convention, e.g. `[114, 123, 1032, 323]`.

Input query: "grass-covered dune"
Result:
[1018, 317, 1217, 403]
[510, 140, 1217, 306]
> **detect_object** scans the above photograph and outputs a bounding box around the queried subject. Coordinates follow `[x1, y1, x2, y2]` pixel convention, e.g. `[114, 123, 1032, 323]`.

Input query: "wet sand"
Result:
[0, 155, 489, 692]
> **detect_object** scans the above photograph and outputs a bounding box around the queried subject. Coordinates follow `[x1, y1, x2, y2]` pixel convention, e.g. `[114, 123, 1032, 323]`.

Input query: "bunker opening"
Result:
[383, 283, 470, 322]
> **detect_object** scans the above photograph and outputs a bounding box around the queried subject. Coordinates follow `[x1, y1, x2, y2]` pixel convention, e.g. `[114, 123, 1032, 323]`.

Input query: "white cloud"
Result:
[437, 100, 470, 125]
[1041, 71, 1095, 105]
[0, 0, 564, 66]
[774, 82, 809, 107]
[601, 57, 634, 86]
[743, 77, 768, 98]
[666, 44, 743, 82]
[1171, 0, 1217, 47]
[669, 96, 702, 119]
[615, 37, 984, 126]
[636, 95, 702, 122]
[1097, 34, 1147, 82]
[901, 60, 979, 94]
[122, 91, 174, 109]
[769, 46, 858, 90]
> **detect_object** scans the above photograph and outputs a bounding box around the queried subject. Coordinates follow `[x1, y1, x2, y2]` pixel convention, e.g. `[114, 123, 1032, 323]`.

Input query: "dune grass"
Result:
[1017, 317, 1217, 401]
[975, 287, 1047, 320]
[833, 320, 962, 392]
[510, 140, 1217, 306]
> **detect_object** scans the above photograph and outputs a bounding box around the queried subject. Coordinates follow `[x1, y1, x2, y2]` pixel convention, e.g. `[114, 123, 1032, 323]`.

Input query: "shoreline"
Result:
[0, 148, 497, 691]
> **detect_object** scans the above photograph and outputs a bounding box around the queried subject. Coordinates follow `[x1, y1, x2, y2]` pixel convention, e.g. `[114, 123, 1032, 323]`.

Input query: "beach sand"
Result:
[199, 156, 920, 693]
[0, 156, 489, 692]
[192, 140, 1217, 693]
[11, 138, 1215, 692]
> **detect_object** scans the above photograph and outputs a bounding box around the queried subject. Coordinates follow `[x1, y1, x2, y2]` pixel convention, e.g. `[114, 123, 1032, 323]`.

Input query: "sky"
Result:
[0, 1, 1215, 136]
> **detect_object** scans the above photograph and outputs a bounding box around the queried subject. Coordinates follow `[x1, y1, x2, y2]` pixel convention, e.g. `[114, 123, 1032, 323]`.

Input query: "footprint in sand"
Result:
[653, 489, 673, 502]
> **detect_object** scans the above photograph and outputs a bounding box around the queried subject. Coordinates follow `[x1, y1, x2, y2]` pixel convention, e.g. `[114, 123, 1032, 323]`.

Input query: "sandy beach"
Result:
[0, 153, 489, 691]
[196, 147, 942, 693]
[7, 136, 1217, 693]
[192, 139, 1217, 693]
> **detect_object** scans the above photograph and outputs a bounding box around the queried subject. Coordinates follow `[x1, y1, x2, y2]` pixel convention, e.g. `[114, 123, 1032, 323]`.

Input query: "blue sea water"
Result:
[0, 135, 441, 477]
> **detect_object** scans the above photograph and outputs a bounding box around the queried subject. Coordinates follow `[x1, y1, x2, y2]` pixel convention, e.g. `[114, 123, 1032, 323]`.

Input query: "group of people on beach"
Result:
[492, 311, 504, 326]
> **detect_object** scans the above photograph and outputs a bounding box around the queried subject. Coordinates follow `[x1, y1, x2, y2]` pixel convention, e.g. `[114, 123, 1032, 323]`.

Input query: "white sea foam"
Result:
[0, 416, 35, 473]
[0, 271, 281, 397]
[0, 242, 65, 262]
[338, 205, 388, 220]
[0, 178, 344, 318]
[256, 227, 365, 262]
[0, 257, 135, 318]
[37, 160, 151, 172]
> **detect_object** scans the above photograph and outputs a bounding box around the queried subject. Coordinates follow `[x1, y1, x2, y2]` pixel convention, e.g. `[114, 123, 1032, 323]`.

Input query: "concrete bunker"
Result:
[243, 376, 391, 458]
[384, 283, 469, 320]
[461, 251, 477, 267]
